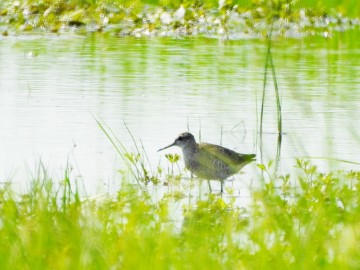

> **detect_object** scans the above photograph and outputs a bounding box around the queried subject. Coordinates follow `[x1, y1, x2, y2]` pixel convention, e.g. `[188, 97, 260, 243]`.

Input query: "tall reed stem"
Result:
[259, 21, 282, 136]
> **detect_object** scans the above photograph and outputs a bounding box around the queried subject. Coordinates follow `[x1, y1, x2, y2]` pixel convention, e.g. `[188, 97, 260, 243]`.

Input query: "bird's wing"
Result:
[199, 143, 255, 166]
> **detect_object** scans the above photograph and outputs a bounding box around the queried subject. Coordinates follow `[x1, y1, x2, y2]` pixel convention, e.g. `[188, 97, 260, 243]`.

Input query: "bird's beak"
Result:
[157, 142, 176, 152]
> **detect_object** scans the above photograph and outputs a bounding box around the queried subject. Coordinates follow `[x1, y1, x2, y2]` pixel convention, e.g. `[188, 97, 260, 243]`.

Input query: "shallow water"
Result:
[0, 31, 359, 195]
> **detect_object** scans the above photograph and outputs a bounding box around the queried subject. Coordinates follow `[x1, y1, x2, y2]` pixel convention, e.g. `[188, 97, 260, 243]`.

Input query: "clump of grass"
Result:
[96, 119, 162, 189]
[1, 157, 360, 269]
[253, 160, 360, 268]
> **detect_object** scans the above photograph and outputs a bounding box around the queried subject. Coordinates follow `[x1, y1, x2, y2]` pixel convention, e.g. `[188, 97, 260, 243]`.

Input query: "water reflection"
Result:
[0, 33, 359, 195]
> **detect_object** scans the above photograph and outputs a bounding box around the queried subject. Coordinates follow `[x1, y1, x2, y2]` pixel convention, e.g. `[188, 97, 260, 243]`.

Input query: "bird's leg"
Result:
[220, 180, 224, 193]
[207, 180, 212, 193]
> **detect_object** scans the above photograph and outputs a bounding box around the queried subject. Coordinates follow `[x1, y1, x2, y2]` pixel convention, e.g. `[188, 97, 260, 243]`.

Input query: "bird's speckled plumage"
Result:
[158, 132, 256, 192]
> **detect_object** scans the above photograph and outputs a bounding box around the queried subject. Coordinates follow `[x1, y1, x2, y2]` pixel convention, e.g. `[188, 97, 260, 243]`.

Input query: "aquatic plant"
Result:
[1, 159, 360, 269]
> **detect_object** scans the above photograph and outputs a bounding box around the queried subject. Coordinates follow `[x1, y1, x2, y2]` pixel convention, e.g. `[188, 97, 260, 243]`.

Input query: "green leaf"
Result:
[257, 164, 266, 171]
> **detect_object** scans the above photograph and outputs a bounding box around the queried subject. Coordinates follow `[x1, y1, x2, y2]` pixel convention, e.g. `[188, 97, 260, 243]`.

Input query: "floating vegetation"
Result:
[0, 0, 359, 37]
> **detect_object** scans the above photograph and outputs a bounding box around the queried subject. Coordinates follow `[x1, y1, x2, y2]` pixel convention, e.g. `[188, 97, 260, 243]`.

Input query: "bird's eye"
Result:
[178, 136, 183, 141]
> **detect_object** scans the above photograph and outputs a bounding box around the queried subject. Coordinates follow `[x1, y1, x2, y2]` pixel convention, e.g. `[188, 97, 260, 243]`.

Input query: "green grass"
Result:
[1, 157, 360, 269]
[259, 22, 282, 137]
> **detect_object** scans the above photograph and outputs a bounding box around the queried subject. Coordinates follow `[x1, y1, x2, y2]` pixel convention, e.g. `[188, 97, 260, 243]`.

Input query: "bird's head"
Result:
[158, 132, 196, 151]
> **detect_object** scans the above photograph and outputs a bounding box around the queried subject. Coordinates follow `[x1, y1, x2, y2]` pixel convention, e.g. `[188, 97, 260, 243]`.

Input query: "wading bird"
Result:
[158, 132, 256, 193]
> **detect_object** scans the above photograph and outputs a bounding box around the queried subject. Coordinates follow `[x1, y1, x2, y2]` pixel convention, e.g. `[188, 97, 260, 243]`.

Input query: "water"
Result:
[1, 32, 359, 195]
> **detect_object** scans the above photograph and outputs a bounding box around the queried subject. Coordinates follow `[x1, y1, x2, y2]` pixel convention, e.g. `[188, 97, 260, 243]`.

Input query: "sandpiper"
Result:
[158, 132, 256, 193]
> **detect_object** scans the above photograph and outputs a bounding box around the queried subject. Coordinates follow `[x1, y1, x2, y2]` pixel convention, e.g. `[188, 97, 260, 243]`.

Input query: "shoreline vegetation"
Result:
[0, 0, 359, 37]
[1, 160, 360, 268]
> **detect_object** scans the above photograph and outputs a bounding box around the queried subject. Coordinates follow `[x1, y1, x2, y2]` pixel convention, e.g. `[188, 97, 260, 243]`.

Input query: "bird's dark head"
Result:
[158, 132, 196, 151]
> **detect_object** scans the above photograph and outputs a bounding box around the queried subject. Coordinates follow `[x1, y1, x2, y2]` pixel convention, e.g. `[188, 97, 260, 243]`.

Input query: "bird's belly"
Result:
[185, 158, 235, 180]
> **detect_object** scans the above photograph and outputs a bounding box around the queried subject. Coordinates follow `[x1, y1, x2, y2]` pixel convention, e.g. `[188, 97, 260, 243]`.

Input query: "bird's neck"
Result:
[180, 142, 197, 159]
[181, 142, 198, 154]
[181, 143, 198, 169]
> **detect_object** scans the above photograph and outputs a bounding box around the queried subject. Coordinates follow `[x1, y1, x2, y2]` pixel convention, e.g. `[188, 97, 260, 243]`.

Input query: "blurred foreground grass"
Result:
[1, 159, 360, 269]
